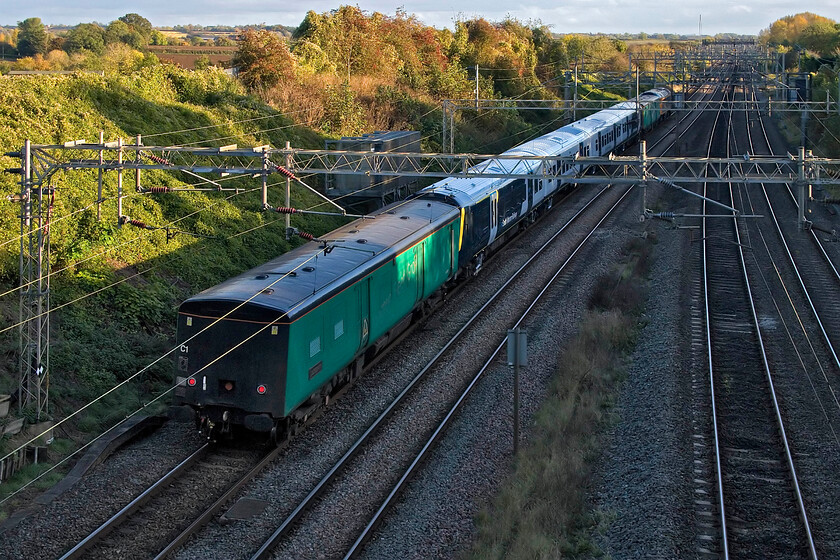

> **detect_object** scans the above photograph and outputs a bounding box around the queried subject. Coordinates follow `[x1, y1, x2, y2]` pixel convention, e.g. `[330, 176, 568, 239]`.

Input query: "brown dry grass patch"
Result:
[467, 232, 654, 559]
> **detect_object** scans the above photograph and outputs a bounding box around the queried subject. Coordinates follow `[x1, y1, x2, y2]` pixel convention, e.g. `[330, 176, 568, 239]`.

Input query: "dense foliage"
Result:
[233, 29, 296, 90]
[16, 18, 49, 57]
[760, 12, 840, 57]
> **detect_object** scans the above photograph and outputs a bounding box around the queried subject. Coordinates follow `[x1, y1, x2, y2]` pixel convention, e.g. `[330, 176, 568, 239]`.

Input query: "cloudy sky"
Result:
[3, 0, 838, 35]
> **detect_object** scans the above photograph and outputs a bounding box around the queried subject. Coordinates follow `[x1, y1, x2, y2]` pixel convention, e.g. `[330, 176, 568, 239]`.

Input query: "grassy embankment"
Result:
[0, 65, 345, 513]
[468, 232, 655, 558]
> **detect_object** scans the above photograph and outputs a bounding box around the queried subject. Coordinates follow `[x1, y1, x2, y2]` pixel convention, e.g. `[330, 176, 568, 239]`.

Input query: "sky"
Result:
[2, 0, 839, 36]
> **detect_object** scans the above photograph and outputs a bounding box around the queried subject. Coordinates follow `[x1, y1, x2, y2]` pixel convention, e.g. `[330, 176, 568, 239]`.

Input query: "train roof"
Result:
[182, 198, 459, 321]
[420, 88, 670, 206]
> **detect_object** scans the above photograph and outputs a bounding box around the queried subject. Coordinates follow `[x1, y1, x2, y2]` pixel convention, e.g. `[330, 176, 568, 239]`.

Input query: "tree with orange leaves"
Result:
[233, 29, 295, 90]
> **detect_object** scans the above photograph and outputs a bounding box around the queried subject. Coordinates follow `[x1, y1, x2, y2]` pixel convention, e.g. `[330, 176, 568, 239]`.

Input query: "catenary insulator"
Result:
[274, 165, 297, 180]
[147, 153, 172, 165]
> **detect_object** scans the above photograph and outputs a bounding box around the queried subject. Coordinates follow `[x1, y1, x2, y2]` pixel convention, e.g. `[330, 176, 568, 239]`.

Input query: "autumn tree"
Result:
[761, 12, 836, 47]
[799, 21, 840, 56]
[17, 17, 49, 57]
[233, 29, 295, 90]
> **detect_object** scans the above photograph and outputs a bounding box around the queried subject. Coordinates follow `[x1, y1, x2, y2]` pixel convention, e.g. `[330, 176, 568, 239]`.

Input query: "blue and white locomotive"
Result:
[173, 88, 671, 440]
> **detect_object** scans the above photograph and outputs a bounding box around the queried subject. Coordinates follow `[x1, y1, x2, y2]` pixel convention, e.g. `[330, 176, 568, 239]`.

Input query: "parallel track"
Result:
[59, 442, 277, 560]
[702, 70, 816, 559]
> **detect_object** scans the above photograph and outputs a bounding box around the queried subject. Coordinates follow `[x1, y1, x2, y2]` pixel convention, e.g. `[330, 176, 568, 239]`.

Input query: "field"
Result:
[145, 45, 237, 69]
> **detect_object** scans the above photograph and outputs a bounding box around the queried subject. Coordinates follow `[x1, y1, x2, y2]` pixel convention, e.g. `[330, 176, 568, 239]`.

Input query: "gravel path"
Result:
[587, 210, 700, 559]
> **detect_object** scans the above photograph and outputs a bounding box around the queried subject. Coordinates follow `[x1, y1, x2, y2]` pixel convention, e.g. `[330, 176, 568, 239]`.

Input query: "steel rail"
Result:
[249, 181, 619, 560]
[58, 443, 210, 560]
[734, 80, 817, 560]
[153, 444, 284, 560]
[702, 70, 730, 560]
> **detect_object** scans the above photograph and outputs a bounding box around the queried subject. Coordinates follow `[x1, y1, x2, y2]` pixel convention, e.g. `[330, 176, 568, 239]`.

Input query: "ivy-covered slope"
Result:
[0, 65, 344, 434]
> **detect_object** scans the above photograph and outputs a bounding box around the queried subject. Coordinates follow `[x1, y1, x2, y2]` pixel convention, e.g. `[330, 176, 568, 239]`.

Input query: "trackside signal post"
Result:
[507, 327, 527, 456]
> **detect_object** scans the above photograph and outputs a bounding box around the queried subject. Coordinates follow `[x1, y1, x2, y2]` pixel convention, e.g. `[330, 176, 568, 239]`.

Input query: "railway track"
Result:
[241, 71, 730, 560]
[724, 71, 840, 557]
[246, 180, 636, 558]
[701, 71, 817, 559]
[59, 441, 274, 560]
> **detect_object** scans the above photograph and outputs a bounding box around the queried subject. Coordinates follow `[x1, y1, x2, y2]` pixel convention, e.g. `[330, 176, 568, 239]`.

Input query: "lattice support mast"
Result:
[16, 139, 50, 420]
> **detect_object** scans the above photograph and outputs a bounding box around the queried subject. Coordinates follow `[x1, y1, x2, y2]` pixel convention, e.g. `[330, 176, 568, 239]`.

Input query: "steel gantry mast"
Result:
[8, 140, 51, 420]
[8, 106, 840, 420]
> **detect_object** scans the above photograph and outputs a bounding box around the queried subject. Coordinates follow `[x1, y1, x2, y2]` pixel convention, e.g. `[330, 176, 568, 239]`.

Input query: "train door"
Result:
[450, 224, 456, 275]
[527, 178, 534, 211]
[358, 278, 370, 351]
[416, 243, 425, 301]
[489, 191, 499, 244]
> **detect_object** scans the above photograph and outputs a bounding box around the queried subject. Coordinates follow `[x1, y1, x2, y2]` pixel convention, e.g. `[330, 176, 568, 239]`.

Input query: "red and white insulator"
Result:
[274, 165, 297, 180]
[147, 153, 172, 165]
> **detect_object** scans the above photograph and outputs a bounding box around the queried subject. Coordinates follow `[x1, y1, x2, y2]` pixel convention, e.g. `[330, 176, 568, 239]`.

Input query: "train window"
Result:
[310, 336, 321, 357]
[334, 320, 344, 339]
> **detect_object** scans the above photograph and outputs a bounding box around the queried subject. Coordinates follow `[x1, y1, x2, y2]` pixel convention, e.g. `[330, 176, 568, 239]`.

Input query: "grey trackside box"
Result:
[326, 131, 421, 204]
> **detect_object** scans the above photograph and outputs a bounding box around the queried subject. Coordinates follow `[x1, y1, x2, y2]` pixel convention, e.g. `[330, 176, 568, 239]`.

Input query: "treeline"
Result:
[0, 14, 163, 73]
[232, 6, 690, 142]
[1, 7, 702, 148]
[0, 14, 244, 68]
[761, 12, 840, 57]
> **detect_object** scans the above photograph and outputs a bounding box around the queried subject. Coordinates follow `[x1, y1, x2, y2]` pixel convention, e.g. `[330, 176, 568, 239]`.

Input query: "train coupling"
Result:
[220, 410, 232, 436]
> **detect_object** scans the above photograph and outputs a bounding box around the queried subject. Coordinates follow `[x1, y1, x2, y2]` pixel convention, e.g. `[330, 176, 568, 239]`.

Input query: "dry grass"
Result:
[467, 233, 654, 559]
[262, 72, 439, 138]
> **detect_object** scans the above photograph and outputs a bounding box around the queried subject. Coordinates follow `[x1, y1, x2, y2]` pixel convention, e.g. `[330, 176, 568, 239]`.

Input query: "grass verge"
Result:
[466, 232, 655, 559]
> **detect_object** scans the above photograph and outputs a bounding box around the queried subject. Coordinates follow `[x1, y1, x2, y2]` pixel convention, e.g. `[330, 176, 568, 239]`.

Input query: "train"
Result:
[172, 88, 672, 441]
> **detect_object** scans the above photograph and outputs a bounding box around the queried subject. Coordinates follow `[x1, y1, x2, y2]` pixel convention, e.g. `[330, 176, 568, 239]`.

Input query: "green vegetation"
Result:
[759, 13, 840, 188]
[0, 64, 342, 513]
[467, 234, 654, 559]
